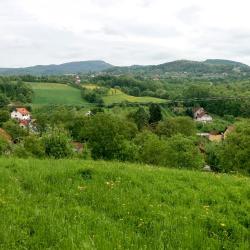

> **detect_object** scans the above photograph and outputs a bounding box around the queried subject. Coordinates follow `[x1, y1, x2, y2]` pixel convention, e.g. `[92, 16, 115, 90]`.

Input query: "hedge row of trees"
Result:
[1, 105, 249, 174]
[0, 77, 33, 105]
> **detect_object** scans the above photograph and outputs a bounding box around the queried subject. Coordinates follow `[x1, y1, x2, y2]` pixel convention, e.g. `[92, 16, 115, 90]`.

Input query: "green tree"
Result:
[163, 135, 204, 169]
[0, 94, 9, 108]
[131, 107, 149, 131]
[134, 131, 167, 165]
[219, 121, 250, 174]
[83, 113, 137, 160]
[149, 103, 162, 125]
[0, 109, 10, 125]
[156, 117, 196, 138]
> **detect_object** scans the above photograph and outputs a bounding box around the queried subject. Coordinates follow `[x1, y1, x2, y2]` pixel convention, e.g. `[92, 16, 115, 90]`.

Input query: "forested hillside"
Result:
[0, 61, 113, 76]
[105, 59, 250, 78]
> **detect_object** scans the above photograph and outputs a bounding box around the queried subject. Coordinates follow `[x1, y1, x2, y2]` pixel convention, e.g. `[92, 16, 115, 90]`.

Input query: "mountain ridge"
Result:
[0, 59, 249, 76]
[105, 59, 250, 76]
[0, 60, 113, 76]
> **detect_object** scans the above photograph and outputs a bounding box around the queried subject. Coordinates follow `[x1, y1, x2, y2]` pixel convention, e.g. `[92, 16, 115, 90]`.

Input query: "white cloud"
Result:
[1, 0, 250, 67]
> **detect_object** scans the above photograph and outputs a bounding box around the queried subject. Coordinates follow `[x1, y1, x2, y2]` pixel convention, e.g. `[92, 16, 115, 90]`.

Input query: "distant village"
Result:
[193, 107, 234, 142]
[9, 105, 233, 145]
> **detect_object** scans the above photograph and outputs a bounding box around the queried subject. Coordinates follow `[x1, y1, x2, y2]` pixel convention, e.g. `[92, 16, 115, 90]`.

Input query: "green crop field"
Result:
[103, 88, 166, 105]
[0, 158, 249, 249]
[28, 83, 88, 107]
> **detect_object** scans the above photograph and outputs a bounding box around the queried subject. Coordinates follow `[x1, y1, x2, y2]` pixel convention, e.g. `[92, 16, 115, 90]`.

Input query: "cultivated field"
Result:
[29, 83, 88, 107]
[0, 158, 249, 249]
[103, 88, 166, 105]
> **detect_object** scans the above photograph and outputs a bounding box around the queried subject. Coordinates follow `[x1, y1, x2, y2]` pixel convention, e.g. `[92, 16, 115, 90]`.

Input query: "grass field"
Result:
[0, 158, 249, 249]
[29, 83, 88, 107]
[103, 88, 166, 105]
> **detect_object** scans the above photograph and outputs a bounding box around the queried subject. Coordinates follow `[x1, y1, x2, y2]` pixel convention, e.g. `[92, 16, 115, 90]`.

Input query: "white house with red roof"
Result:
[11, 108, 31, 121]
[193, 107, 213, 123]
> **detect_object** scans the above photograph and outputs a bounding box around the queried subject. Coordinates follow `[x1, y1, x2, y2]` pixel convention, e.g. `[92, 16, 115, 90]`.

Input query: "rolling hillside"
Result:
[0, 60, 113, 76]
[0, 158, 249, 249]
[29, 83, 165, 107]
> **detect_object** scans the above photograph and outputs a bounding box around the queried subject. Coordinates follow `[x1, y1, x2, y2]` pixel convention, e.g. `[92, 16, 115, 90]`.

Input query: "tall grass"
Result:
[0, 158, 249, 249]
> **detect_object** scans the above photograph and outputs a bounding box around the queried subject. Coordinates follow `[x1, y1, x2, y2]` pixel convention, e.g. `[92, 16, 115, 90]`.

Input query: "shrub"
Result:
[3, 120, 28, 142]
[134, 131, 167, 165]
[219, 121, 250, 174]
[163, 135, 204, 169]
[156, 117, 196, 138]
[23, 135, 45, 158]
[83, 113, 138, 160]
[0, 137, 10, 155]
[42, 129, 73, 159]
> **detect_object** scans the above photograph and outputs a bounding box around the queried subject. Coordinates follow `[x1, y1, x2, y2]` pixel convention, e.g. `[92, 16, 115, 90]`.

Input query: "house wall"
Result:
[11, 111, 31, 121]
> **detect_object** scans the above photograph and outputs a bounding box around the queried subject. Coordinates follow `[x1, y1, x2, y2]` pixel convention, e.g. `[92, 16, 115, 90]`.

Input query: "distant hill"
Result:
[1, 59, 249, 77]
[0, 60, 113, 76]
[105, 59, 250, 77]
[204, 59, 249, 68]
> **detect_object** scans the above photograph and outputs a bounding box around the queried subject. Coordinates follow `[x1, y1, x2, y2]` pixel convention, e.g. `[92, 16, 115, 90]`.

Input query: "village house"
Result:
[75, 75, 81, 84]
[197, 125, 235, 142]
[85, 110, 93, 116]
[71, 142, 84, 153]
[11, 108, 31, 121]
[193, 107, 213, 123]
[224, 125, 235, 139]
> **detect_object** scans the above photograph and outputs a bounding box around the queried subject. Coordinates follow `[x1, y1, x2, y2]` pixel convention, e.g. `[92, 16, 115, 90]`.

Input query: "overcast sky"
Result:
[1, 0, 250, 67]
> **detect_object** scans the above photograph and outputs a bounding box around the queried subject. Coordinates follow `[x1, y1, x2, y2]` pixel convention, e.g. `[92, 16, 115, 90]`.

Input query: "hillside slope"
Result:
[0, 60, 113, 76]
[0, 158, 249, 249]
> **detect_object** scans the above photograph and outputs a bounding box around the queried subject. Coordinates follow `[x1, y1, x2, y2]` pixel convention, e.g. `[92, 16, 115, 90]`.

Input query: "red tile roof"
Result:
[16, 108, 30, 115]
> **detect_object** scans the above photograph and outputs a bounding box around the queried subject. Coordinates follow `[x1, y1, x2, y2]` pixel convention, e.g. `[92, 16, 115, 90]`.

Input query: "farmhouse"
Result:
[224, 125, 235, 139]
[193, 107, 213, 123]
[75, 75, 81, 84]
[11, 108, 31, 121]
[11, 107, 35, 130]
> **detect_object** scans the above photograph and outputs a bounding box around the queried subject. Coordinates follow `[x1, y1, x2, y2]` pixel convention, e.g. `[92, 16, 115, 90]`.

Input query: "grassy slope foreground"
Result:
[0, 159, 249, 249]
[29, 83, 88, 107]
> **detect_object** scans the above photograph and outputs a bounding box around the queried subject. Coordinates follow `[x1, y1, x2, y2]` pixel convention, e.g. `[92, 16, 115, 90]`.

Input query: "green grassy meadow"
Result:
[29, 83, 88, 107]
[0, 158, 249, 249]
[103, 88, 166, 105]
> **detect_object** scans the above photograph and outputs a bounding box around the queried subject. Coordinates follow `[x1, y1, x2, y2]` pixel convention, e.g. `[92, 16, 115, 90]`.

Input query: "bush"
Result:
[163, 135, 204, 169]
[0, 109, 10, 126]
[219, 121, 250, 174]
[205, 142, 223, 172]
[83, 113, 138, 160]
[0, 137, 10, 155]
[134, 131, 168, 165]
[156, 117, 196, 138]
[23, 135, 45, 158]
[3, 120, 28, 142]
[42, 129, 73, 159]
